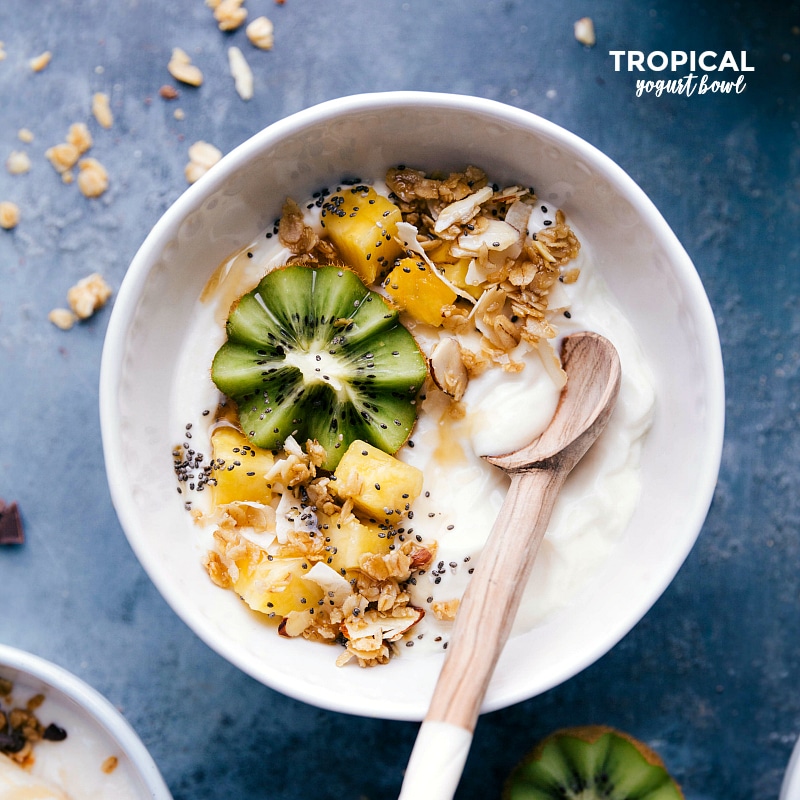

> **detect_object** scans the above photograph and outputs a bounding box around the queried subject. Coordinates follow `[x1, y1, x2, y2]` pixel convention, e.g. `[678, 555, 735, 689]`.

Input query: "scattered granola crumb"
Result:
[431, 598, 460, 621]
[159, 84, 179, 100]
[67, 122, 93, 155]
[6, 151, 31, 175]
[0, 43, 6, 62]
[45, 142, 80, 174]
[185, 140, 222, 184]
[18, 128, 34, 143]
[62, 170, 75, 185]
[29, 50, 52, 72]
[92, 92, 114, 129]
[0, 201, 20, 230]
[574, 17, 596, 47]
[101, 755, 119, 774]
[228, 46, 254, 100]
[48, 308, 77, 330]
[168, 48, 203, 87]
[77, 158, 109, 198]
[174, 108, 185, 120]
[246, 16, 275, 50]
[214, 0, 247, 31]
[67, 272, 113, 319]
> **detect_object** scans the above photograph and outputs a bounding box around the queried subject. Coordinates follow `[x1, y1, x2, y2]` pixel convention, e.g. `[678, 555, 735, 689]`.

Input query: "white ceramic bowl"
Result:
[99, 91, 724, 721]
[781, 736, 800, 800]
[0, 644, 171, 798]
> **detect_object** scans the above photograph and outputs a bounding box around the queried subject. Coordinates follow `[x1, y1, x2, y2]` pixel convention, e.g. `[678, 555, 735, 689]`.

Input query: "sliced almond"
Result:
[278, 609, 315, 638]
[429, 337, 469, 402]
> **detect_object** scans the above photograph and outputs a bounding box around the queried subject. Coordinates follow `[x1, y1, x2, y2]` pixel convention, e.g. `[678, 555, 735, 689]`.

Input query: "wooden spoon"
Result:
[398, 331, 622, 800]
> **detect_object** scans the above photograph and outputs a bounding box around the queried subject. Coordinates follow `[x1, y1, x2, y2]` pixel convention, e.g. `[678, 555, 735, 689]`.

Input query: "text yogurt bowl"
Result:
[0, 644, 171, 798]
[100, 91, 724, 721]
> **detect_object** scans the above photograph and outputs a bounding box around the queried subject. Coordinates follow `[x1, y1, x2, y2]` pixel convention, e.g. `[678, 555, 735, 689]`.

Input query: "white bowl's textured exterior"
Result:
[0, 644, 171, 798]
[100, 92, 724, 720]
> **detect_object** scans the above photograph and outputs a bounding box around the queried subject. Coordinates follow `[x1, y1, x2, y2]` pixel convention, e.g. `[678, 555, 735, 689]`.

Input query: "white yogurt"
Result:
[171, 183, 655, 656]
[0, 679, 145, 799]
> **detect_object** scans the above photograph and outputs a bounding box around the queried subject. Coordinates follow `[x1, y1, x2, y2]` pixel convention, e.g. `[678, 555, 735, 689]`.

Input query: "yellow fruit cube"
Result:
[333, 440, 423, 521]
[439, 257, 483, 300]
[427, 241, 483, 299]
[233, 551, 325, 617]
[318, 511, 394, 575]
[384, 257, 457, 327]
[322, 185, 402, 284]
[210, 426, 275, 507]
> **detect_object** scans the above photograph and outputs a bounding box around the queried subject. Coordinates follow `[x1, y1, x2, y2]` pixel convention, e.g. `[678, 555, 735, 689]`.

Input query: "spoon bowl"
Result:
[487, 332, 622, 473]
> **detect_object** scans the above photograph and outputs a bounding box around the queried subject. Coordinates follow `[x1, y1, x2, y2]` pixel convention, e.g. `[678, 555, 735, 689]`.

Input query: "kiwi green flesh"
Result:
[505, 730, 683, 800]
[211, 264, 427, 470]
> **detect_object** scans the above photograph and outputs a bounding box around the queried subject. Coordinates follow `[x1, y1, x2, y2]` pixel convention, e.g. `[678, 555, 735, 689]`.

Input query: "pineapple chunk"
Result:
[318, 510, 394, 575]
[333, 440, 423, 521]
[232, 548, 325, 616]
[426, 241, 483, 300]
[384, 257, 457, 327]
[210, 426, 274, 507]
[440, 258, 483, 300]
[322, 185, 402, 284]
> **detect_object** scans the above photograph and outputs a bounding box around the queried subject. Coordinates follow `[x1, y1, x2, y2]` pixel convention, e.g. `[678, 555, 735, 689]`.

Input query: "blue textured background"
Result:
[1, 1, 798, 797]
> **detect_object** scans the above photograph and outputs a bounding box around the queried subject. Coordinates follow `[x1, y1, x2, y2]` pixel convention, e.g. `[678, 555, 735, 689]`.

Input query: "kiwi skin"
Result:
[502, 725, 685, 800]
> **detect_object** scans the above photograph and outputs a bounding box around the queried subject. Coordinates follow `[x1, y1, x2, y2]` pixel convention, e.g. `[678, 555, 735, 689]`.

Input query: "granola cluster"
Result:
[48, 272, 113, 331]
[201, 438, 436, 668]
[0, 678, 67, 769]
[384, 165, 581, 378]
[44, 122, 109, 198]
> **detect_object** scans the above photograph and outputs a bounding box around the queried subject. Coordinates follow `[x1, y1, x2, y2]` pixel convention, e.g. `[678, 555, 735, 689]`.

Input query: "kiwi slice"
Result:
[211, 263, 427, 470]
[503, 726, 684, 800]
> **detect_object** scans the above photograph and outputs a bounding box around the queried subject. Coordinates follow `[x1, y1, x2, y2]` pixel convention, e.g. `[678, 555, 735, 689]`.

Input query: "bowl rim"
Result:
[100, 90, 725, 719]
[0, 643, 171, 797]
[781, 735, 800, 800]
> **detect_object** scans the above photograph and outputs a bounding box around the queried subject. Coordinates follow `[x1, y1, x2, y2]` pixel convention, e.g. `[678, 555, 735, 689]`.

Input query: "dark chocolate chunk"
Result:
[43, 723, 68, 742]
[0, 500, 24, 545]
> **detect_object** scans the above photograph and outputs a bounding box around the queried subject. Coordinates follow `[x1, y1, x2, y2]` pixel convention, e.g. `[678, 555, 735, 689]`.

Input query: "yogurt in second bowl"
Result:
[0, 644, 171, 800]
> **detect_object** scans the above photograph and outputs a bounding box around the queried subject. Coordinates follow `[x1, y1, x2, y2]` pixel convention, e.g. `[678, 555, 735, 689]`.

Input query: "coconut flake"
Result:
[274, 491, 317, 544]
[228, 46, 254, 100]
[433, 185, 494, 234]
[537, 338, 567, 390]
[457, 218, 521, 253]
[343, 607, 424, 643]
[306, 562, 352, 605]
[547, 279, 571, 312]
[504, 199, 532, 233]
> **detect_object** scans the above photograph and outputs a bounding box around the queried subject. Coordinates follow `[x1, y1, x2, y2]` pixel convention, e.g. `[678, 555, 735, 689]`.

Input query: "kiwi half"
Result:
[503, 726, 684, 800]
[211, 263, 427, 470]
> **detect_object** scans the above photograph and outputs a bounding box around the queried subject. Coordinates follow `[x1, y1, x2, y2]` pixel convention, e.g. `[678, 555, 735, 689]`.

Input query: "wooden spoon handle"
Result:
[427, 465, 567, 728]
[399, 466, 568, 799]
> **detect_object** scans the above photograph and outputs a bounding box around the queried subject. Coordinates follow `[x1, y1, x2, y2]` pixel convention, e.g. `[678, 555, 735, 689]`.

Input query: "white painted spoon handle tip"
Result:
[398, 721, 473, 800]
